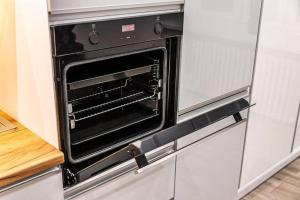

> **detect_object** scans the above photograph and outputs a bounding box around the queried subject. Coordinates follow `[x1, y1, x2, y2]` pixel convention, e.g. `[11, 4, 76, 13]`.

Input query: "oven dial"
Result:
[89, 31, 100, 45]
[154, 22, 164, 35]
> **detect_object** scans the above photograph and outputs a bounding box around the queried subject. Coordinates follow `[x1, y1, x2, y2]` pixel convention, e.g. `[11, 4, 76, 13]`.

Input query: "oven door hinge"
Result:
[64, 168, 78, 187]
[128, 143, 149, 169]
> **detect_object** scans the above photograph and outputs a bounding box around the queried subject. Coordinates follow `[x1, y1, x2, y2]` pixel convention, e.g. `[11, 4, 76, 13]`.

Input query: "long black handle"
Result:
[131, 98, 249, 167]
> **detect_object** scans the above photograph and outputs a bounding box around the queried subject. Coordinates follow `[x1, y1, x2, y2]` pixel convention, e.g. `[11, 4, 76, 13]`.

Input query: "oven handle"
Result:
[135, 119, 247, 174]
[130, 98, 251, 169]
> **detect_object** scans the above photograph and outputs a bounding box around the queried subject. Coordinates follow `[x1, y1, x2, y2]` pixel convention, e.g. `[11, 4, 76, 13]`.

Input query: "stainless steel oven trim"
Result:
[62, 47, 168, 164]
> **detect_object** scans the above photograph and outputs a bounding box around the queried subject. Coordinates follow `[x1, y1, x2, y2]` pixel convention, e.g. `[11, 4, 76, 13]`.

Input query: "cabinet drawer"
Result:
[175, 121, 246, 200]
[70, 157, 175, 200]
[0, 169, 64, 200]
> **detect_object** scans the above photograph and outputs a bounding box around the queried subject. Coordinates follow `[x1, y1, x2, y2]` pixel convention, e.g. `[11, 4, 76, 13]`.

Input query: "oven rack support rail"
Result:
[67, 63, 159, 91]
[68, 88, 160, 129]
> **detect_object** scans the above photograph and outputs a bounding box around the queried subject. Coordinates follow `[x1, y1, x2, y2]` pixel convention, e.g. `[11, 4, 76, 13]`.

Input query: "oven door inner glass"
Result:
[63, 50, 166, 160]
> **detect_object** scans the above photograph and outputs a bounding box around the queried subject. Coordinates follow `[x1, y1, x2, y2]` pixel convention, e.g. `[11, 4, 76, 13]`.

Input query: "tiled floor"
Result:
[243, 158, 300, 200]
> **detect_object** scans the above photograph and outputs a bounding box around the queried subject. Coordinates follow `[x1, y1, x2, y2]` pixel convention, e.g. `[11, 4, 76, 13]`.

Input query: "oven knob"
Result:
[154, 22, 164, 35]
[89, 31, 100, 45]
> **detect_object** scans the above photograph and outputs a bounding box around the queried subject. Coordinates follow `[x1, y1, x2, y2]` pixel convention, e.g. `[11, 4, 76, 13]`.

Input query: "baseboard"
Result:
[238, 147, 300, 199]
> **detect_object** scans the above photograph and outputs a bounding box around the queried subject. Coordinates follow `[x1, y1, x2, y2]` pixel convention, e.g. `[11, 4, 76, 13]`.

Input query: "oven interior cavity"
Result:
[64, 50, 166, 159]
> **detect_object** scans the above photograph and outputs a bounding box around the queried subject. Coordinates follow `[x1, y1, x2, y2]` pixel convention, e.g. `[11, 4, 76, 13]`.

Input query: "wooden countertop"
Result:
[0, 110, 64, 187]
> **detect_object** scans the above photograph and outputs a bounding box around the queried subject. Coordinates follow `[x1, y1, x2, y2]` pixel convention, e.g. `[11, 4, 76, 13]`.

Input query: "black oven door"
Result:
[76, 98, 250, 182]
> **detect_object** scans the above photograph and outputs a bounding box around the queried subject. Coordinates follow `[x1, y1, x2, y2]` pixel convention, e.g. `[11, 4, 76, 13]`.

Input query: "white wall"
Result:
[0, 0, 59, 148]
[241, 0, 300, 187]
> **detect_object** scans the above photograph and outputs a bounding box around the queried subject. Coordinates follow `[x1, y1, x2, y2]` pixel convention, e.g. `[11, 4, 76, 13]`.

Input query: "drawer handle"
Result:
[135, 153, 177, 174]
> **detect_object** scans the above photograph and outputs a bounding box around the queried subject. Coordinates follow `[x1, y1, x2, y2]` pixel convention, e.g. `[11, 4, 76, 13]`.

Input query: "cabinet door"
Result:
[0, 170, 64, 200]
[175, 121, 246, 200]
[179, 0, 262, 113]
[48, 0, 183, 13]
[72, 157, 175, 200]
[240, 0, 300, 187]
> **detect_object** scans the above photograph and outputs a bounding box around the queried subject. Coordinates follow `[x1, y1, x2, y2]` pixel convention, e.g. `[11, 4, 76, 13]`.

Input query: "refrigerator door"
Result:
[179, 0, 262, 114]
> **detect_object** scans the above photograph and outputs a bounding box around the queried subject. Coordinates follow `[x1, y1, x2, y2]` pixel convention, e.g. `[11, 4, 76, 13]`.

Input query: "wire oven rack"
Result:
[69, 79, 131, 104]
[69, 89, 159, 129]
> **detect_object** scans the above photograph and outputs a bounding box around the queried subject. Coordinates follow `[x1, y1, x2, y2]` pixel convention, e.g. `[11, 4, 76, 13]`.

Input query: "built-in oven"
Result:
[51, 12, 251, 192]
[51, 13, 183, 187]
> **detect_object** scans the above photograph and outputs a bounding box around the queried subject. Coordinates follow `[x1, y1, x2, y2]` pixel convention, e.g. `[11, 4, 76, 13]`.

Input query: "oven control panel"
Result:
[51, 12, 183, 56]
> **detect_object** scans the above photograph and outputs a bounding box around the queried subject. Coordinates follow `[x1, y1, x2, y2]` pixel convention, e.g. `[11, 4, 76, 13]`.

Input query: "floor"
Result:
[243, 158, 300, 200]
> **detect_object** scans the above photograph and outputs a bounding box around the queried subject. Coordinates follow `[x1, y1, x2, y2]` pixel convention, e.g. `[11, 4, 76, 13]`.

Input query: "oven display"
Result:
[122, 24, 135, 32]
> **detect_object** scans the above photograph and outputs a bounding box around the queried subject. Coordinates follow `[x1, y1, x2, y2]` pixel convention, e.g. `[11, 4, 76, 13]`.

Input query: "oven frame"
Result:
[56, 46, 168, 164]
[53, 37, 182, 187]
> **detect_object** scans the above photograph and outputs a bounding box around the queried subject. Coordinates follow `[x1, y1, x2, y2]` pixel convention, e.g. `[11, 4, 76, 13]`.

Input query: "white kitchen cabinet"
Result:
[179, 0, 262, 114]
[70, 157, 175, 200]
[1, 0, 60, 147]
[47, 0, 184, 24]
[175, 121, 247, 200]
[48, 0, 183, 13]
[48, 0, 184, 23]
[0, 169, 64, 200]
[3, 0, 60, 148]
[293, 105, 300, 150]
[240, 0, 300, 187]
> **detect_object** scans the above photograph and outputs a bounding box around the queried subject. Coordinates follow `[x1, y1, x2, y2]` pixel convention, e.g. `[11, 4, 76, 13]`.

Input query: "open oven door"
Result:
[74, 98, 250, 182]
[64, 98, 250, 200]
